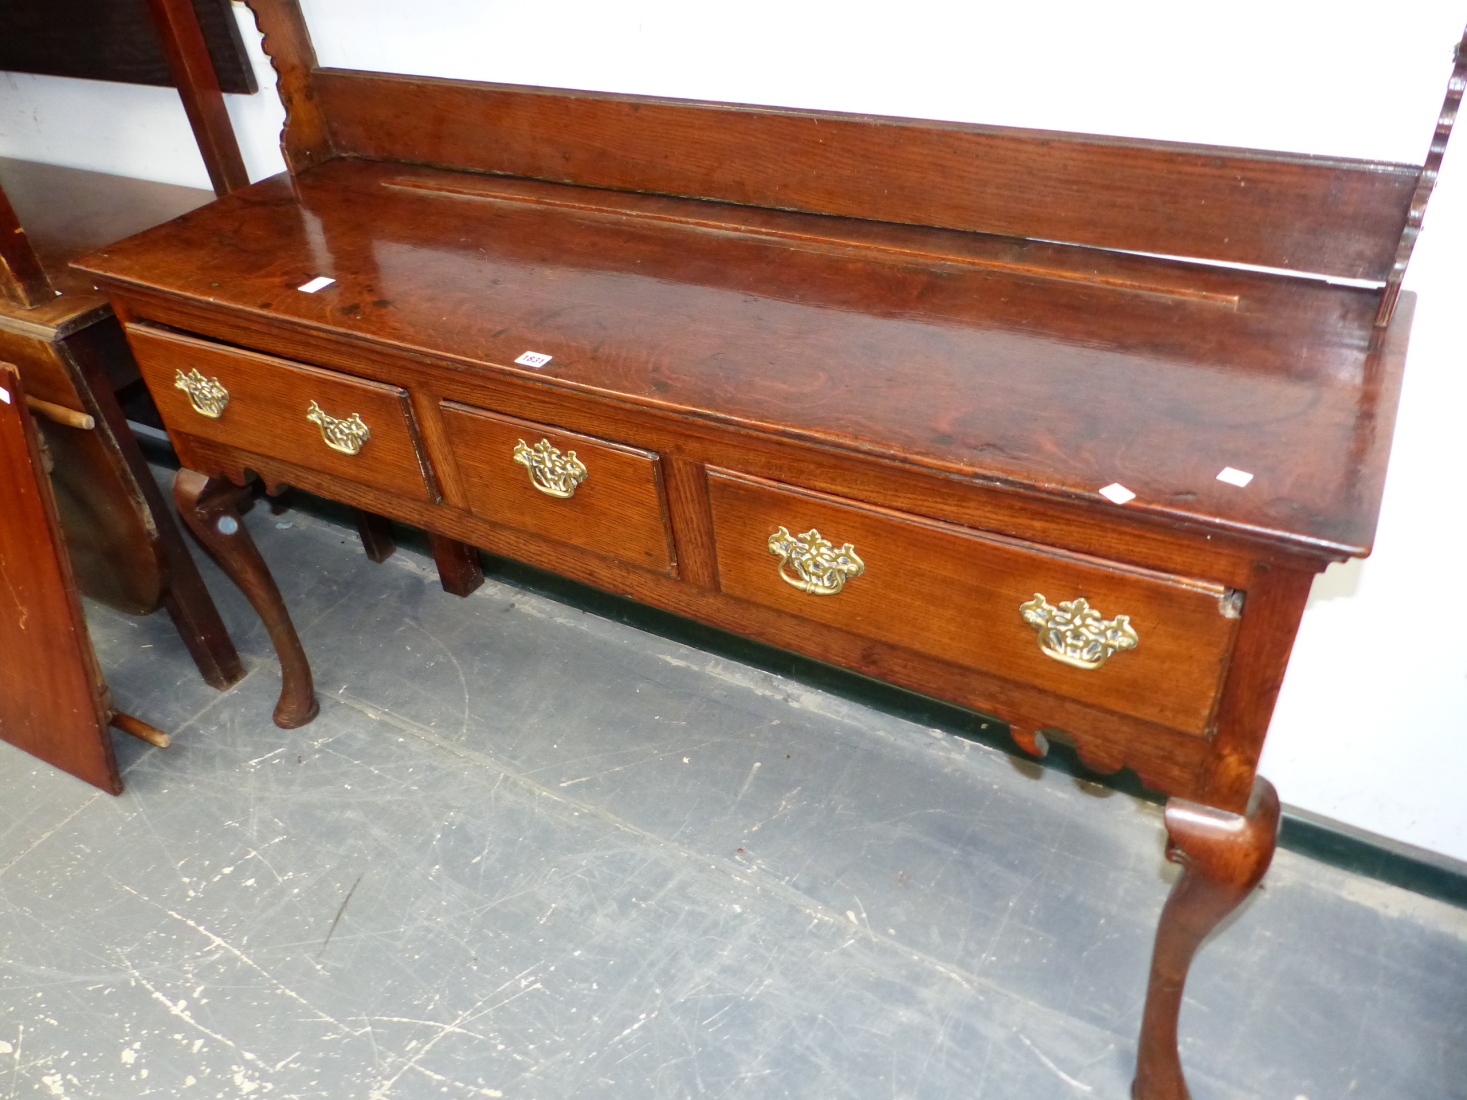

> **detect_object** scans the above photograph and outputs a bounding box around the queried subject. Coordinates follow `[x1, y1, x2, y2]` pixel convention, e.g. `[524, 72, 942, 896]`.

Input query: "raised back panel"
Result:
[313, 68, 1418, 282]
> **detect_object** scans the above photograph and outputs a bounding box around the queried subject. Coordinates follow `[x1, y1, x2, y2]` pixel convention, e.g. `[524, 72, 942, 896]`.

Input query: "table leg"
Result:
[353, 507, 396, 563]
[429, 533, 484, 597]
[1133, 776, 1279, 1100]
[173, 468, 319, 729]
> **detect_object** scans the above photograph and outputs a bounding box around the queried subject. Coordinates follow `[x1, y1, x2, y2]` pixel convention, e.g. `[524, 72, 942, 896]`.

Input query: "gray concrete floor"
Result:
[2, 482, 1465, 1100]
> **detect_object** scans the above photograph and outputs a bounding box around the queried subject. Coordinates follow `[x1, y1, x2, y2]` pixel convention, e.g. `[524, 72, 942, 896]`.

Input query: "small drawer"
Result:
[441, 401, 675, 575]
[127, 323, 434, 500]
[707, 469, 1239, 735]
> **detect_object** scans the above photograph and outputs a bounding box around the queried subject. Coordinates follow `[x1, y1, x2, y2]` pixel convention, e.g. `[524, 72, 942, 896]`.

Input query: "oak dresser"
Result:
[73, 6, 1467, 1096]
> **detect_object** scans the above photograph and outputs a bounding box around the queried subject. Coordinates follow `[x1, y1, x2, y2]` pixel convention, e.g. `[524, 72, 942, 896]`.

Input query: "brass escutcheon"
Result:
[175, 368, 229, 418]
[306, 401, 371, 455]
[513, 438, 587, 498]
[1020, 593, 1138, 670]
[767, 526, 865, 596]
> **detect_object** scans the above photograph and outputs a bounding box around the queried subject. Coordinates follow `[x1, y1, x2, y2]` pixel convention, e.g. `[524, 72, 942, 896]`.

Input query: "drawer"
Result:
[707, 470, 1239, 735]
[441, 401, 675, 575]
[127, 323, 434, 500]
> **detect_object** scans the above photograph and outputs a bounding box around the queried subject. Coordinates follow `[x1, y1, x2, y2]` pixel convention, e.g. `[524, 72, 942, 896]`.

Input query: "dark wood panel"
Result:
[707, 468, 1238, 736]
[95, 284, 1329, 587]
[0, 364, 120, 793]
[127, 322, 435, 501]
[0, 0, 257, 94]
[442, 401, 675, 576]
[316, 69, 1417, 280]
[0, 157, 212, 299]
[72, 160, 1410, 557]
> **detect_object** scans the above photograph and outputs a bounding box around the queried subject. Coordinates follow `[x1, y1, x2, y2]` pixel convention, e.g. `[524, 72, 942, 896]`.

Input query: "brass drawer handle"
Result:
[513, 438, 587, 498]
[1020, 593, 1138, 669]
[767, 526, 865, 596]
[175, 368, 229, 418]
[306, 401, 371, 455]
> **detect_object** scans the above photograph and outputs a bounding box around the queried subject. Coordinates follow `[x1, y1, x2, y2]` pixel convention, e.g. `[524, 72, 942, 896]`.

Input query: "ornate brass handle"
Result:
[175, 368, 229, 418]
[1020, 593, 1138, 670]
[513, 438, 587, 498]
[306, 401, 371, 455]
[767, 526, 865, 596]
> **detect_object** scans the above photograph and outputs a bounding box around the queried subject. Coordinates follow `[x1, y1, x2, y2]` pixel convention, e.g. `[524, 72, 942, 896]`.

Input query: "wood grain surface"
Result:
[128, 321, 435, 501]
[708, 469, 1238, 735]
[315, 69, 1416, 281]
[442, 401, 675, 576]
[73, 159, 1412, 557]
[0, 364, 120, 793]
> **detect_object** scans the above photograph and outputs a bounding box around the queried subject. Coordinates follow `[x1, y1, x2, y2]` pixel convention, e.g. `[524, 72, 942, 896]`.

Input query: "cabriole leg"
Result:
[173, 469, 319, 729]
[1133, 776, 1280, 1100]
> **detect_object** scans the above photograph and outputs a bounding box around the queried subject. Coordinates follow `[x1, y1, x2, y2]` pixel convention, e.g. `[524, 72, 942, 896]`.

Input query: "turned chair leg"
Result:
[1133, 777, 1280, 1100]
[173, 469, 319, 729]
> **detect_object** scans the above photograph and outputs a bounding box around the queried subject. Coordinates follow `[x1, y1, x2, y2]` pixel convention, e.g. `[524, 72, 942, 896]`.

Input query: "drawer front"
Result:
[441, 401, 675, 575]
[127, 323, 434, 500]
[708, 469, 1238, 735]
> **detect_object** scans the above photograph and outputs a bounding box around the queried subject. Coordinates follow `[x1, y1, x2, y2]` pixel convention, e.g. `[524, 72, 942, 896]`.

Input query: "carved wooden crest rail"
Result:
[73, 5, 1467, 1097]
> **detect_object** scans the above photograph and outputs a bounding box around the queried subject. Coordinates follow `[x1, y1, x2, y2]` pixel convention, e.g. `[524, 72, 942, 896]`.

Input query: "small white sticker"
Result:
[297, 276, 336, 293]
[1099, 482, 1136, 504]
[0, 386, 10, 404]
[1216, 467, 1254, 487]
[515, 351, 553, 368]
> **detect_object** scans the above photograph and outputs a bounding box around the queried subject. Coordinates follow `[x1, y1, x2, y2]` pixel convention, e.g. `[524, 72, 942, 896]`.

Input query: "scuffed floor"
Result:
[2, 484, 1464, 1099]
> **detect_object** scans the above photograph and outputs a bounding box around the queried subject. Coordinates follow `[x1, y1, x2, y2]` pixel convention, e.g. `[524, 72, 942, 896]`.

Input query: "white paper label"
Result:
[297, 276, 336, 293]
[0, 386, 10, 404]
[1216, 467, 1254, 487]
[515, 351, 553, 368]
[1098, 482, 1136, 504]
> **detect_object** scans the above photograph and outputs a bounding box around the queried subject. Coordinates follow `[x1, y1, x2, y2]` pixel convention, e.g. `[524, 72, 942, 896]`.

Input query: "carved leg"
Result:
[1133, 777, 1280, 1100]
[172, 469, 319, 728]
[429, 534, 484, 597]
[353, 507, 396, 563]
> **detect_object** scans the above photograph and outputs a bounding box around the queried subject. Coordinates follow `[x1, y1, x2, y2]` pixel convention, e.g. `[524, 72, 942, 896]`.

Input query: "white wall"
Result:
[2, 1, 1463, 860]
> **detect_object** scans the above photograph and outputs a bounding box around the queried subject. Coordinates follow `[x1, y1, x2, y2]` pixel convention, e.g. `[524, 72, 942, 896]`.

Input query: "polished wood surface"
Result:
[314, 69, 1415, 281]
[78, 158, 1407, 558]
[76, 10, 1463, 1093]
[443, 402, 675, 575]
[0, 364, 120, 793]
[129, 321, 436, 501]
[707, 469, 1238, 735]
[0, 157, 212, 303]
[1134, 777, 1281, 1099]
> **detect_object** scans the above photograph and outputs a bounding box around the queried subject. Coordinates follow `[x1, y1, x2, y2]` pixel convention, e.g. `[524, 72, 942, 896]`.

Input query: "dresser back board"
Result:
[243, 1, 1463, 305]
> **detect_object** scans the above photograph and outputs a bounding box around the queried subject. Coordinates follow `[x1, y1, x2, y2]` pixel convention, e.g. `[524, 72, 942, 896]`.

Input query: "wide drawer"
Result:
[707, 469, 1239, 735]
[127, 322, 434, 500]
[441, 401, 675, 575]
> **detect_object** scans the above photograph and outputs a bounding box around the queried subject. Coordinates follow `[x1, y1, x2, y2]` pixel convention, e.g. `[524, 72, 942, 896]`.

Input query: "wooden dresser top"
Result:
[75, 155, 1410, 559]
